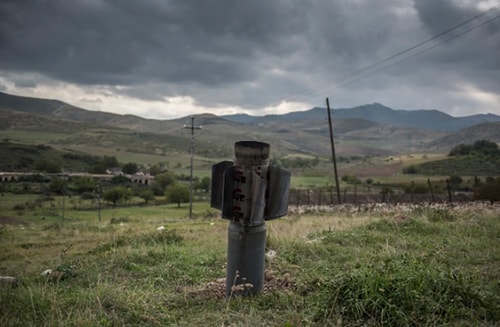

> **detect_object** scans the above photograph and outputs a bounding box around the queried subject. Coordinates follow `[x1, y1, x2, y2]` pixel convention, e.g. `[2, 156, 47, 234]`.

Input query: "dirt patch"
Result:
[182, 271, 296, 299]
[0, 216, 31, 225]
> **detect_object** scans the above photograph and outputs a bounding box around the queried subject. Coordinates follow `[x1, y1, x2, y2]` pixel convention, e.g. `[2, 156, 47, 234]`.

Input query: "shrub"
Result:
[404, 183, 428, 194]
[80, 192, 96, 200]
[110, 216, 130, 224]
[13, 203, 26, 210]
[341, 175, 360, 184]
[402, 165, 418, 174]
[475, 177, 500, 203]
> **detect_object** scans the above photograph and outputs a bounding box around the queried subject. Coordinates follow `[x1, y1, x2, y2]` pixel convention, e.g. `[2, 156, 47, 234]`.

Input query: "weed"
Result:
[313, 260, 499, 326]
[427, 208, 456, 222]
[0, 203, 498, 326]
[109, 216, 130, 224]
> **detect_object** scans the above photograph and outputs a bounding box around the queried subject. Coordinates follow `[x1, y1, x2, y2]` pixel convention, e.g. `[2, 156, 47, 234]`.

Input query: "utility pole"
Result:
[326, 97, 341, 204]
[95, 184, 102, 222]
[184, 116, 202, 219]
[61, 186, 66, 225]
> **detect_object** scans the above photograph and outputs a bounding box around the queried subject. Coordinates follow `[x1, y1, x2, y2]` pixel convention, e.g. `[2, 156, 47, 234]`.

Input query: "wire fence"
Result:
[288, 188, 474, 206]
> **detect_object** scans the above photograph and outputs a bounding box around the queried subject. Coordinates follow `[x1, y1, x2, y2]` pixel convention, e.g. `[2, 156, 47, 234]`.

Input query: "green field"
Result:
[1, 130, 499, 325]
[1, 197, 499, 326]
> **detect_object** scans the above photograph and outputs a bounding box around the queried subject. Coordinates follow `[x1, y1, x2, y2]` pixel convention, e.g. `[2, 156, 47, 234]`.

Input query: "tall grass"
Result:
[1, 203, 499, 326]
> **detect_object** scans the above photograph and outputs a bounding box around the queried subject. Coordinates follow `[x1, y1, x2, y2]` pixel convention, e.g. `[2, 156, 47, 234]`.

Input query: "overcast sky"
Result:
[1, 0, 499, 119]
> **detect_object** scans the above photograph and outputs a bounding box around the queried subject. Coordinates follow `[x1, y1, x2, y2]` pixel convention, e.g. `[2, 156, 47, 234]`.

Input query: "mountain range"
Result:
[222, 103, 500, 132]
[1, 91, 499, 157]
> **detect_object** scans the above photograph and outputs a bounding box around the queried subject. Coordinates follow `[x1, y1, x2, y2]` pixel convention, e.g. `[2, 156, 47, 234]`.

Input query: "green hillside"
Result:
[406, 156, 500, 176]
[0, 141, 101, 172]
[0, 91, 465, 157]
[404, 140, 500, 176]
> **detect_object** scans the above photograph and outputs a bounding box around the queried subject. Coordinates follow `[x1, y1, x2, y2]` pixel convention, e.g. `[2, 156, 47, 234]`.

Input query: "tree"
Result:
[103, 187, 132, 206]
[89, 156, 119, 174]
[71, 176, 97, 193]
[49, 178, 67, 194]
[402, 165, 418, 174]
[472, 140, 498, 156]
[448, 175, 463, 189]
[449, 140, 499, 157]
[36, 158, 62, 173]
[111, 175, 129, 184]
[155, 172, 176, 188]
[122, 162, 139, 175]
[195, 176, 211, 192]
[138, 189, 155, 205]
[148, 164, 165, 176]
[449, 143, 472, 156]
[89, 163, 106, 174]
[166, 184, 190, 208]
[102, 156, 119, 168]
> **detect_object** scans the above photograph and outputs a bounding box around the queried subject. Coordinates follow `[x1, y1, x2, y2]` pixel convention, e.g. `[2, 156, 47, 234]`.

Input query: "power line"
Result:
[280, 3, 500, 105]
[331, 11, 500, 91]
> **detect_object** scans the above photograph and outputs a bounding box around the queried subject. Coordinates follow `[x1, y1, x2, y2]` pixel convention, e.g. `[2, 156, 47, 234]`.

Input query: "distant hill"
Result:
[1, 91, 499, 158]
[426, 122, 500, 149]
[0, 141, 101, 172]
[223, 103, 500, 132]
[0, 108, 120, 133]
[0, 92, 181, 134]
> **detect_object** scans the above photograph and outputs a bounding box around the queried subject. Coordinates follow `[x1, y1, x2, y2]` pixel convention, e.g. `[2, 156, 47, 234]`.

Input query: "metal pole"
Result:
[95, 185, 102, 222]
[226, 141, 270, 296]
[184, 117, 201, 219]
[210, 140, 291, 297]
[326, 97, 341, 204]
[61, 186, 65, 225]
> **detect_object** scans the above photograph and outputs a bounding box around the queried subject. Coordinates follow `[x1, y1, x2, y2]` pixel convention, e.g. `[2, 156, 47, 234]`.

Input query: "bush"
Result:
[13, 203, 26, 210]
[341, 175, 360, 184]
[402, 165, 418, 174]
[380, 187, 393, 202]
[475, 177, 500, 203]
[80, 192, 96, 200]
[404, 183, 428, 194]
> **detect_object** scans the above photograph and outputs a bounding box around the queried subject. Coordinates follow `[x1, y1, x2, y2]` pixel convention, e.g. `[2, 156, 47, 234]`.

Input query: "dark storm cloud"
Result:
[0, 1, 404, 80]
[0, 0, 303, 87]
[411, 0, 500, 95]
[0, 0, 498, 113]
[413, 0, 468, 33]
[412, 0, 500, 66]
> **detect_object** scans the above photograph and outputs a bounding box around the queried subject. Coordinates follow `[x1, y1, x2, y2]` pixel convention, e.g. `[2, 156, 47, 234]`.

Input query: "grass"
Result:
[416, 155, 500, 175]
[0, 130, 69, 144]
[1, 197, 499, 326]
